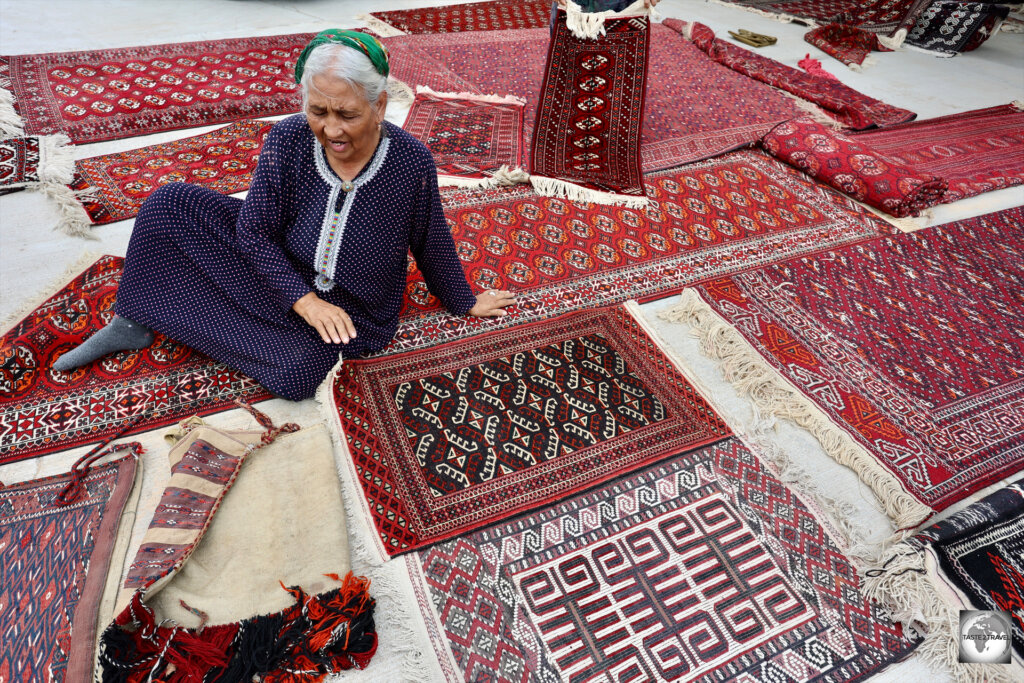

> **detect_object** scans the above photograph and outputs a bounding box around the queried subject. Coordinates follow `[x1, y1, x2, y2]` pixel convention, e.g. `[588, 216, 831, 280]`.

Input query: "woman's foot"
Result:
[52, 315, 155, 372]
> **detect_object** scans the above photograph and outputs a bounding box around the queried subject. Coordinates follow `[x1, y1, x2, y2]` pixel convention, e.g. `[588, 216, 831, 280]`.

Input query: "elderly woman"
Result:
[54, 30, 516, 400]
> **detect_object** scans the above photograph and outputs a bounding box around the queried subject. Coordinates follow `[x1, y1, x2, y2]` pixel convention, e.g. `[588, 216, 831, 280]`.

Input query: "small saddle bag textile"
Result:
[97, 411, 378, 682]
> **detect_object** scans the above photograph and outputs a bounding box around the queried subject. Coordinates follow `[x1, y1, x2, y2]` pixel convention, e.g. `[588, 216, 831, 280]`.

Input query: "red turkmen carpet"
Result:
[1, 34, 312, 143]
[680, 207, 1024, 527]
[1, 445, 139, 682]
[384, 25, 805, 172]
[329, 305, 731, 557]
[530, 9, 649, 202]
[0, 256, 272, 464]
[369, 0, 551, 33]
[393, 149, 897, 354]
[852, 104, 1024, 204]
[403, 90, 524, 183]
[409, 438, 918, 681]
[72, 119, 273, 225]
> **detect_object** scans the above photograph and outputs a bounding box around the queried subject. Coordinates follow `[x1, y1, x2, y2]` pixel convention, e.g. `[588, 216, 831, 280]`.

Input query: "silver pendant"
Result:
[341, 180, 354, 192]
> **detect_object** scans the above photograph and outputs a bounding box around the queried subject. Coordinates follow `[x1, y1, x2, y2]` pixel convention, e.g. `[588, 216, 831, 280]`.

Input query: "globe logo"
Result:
[958, 610, 1012, 664]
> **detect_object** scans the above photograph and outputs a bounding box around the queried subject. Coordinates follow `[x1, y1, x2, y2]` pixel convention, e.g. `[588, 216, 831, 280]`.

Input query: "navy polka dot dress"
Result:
[116, 116, 477, 401]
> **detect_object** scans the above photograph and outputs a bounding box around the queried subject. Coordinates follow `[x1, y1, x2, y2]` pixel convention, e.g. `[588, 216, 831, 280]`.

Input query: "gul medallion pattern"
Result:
[390, 150, 896, 354]
[72, 119, 273, 224]
[404, 92, 524, 180]
[410, 438, 917, 682]
[331, 306, 730, 557]
[4, 34, 312, 143]
[370, 0, 551, 33]
[531, 12, 650, 198]
[692, 207, 1024, 516]
[0, 256, 272, 463]
[0, 449, 138, 683]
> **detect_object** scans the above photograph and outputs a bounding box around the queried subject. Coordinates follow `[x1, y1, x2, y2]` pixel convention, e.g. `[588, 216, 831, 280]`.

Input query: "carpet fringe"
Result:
[37, 133, 76, 184]
[659, 289, 933, 529]
[386, 77, 415, 106]
[1011, 99, 1024, 111]
[437, 164, 530, 188]
[0, 250, 103, 336]
[415, 85, 526, 106]
[860, 201, 931, 232]
[565, 0, 659, 40]
[0, 87, 25, 138]
[877, 27, 907, 50]
[779, 90, 842, 128]
[529, 174, 648, 207]
[357, 13, 407, 37]
[861, 544, 1020, 683]
[702, 0, 810, 26]
[40, 183, 96, 238]
[626, 301, 878, 558]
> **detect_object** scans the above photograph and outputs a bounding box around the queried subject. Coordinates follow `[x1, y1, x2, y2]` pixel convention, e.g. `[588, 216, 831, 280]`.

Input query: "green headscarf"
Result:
[294, 29, 390, 84]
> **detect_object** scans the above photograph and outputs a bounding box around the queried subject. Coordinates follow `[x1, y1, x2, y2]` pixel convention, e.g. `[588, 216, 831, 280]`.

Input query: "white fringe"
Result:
[861, 544, 1022, 683]
[0, 250, 102, 336]
[1011, 99, 1024, 111]
[529, 174, 648, 208]
[415, 85, 526, 106]
[437, 165, 531, 188]
[660, 289, 934, 529]
[859, 201, 932, 233]
[356, 13, 408, 37]
[386, 77, 415, 107]
[37, 133, 75, 184]
[780, 90, 843, 129]
[564, 0, 659, 40]
[0, 88, 25, 138]
[877, 27, 907, 50]
[41, 183, 96, 238]
[702, 0, 810, 26]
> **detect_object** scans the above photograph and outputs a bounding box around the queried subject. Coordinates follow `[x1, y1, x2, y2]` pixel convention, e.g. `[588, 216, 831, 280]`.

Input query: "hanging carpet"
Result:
[0, 444, 140, 682]
[529, 6, 650, 205]
[367, 0, 551, 34]
[100, 408, 378, 681]
[70, 119, 272, 226]
[384, 24, 806, 172]
[0, 33, 312, 143]
[407, 437, 919, 682]
[326, 305, 731, 558]
[391, 149, 897, 355]
[668, 207, 1024, 529]
[402, 88, 525, 187]
[851, 103, 1024, 204]
[0, 255, 272, 464]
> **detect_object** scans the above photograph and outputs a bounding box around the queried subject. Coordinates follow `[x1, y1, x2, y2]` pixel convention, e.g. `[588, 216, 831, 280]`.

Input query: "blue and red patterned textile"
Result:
[408, 437, 918, 681]
[0, 445, 139, 682]
[688, 208, 1024, 522]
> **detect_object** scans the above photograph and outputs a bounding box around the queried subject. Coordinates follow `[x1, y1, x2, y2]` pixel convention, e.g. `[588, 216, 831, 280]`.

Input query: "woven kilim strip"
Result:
[330, 305, 731, 557]
[408, 437, 918, 681]
[530, 10, 649, 200]
[72, 119, 273, 224]
[689, 207, 1024, 521]
[369, 0, 551, 33]
[0, 256, 272, 463]
[393, 149, 897, 354]
[852, 104, 1024, 204]
[2, 33, 313, 143]
[0, 448, 139, 682]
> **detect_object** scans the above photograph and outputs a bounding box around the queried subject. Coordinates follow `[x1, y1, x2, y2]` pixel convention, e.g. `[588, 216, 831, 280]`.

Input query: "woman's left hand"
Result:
[468, 289, 517, 317]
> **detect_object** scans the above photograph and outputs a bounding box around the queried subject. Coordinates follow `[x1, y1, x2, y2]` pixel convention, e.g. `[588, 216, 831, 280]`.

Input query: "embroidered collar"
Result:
[311, 125, 391, 291]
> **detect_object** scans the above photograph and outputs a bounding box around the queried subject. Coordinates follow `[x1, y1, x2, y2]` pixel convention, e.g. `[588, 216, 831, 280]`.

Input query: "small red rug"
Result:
[402, 89, 524, 184]
[329, 305, 731, 557]
[852, 104, 1024, 204]
[369, 0, 551, 33]
[0, 256, 272, 464]
[530, 9, 649, 204]
[71, 119, 273, 225]
[2, 33, 312, 143]
[678, 207, 1024, 527]
[393, 149, 897, 354]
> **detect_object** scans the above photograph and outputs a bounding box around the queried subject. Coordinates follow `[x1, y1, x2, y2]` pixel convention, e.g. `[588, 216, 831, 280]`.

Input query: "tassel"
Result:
[0, 88, 25, 138]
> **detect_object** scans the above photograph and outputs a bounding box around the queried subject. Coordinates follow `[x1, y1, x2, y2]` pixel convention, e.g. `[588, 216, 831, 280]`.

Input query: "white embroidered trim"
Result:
[311, 131, 391, 291]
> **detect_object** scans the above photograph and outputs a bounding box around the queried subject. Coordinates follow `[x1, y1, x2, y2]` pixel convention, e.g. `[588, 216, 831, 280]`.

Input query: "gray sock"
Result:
[52, 315, 155, 372]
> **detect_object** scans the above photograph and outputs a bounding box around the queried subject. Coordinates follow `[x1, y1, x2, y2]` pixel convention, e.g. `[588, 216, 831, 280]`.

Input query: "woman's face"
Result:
[305, 72, 386, 169]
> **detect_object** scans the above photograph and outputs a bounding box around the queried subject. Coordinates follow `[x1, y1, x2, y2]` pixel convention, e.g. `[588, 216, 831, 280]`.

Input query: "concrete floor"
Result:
[1, 1, 1022, 680]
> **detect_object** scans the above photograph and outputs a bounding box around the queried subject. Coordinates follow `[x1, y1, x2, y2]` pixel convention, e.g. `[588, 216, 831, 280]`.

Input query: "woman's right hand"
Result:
[293, 292, 357, 345]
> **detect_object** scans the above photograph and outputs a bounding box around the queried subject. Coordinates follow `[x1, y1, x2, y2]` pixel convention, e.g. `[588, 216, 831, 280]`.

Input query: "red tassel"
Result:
[798, 54, 840, 81]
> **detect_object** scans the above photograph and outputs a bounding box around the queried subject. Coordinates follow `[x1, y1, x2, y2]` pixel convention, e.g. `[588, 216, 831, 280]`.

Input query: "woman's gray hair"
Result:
[300, 42, 387, 107]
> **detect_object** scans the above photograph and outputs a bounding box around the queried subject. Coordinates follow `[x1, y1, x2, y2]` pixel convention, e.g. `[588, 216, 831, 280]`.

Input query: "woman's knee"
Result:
[132, 183, 241, 242]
